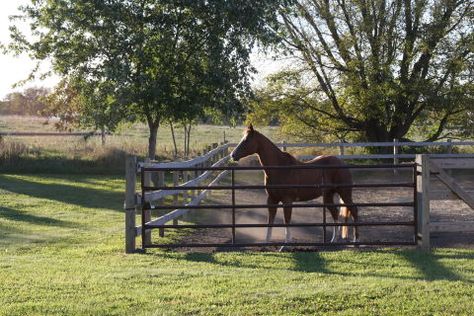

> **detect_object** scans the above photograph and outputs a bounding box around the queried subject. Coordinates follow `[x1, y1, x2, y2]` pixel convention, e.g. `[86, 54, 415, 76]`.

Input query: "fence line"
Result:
[267, 140, 474, 149]
[142, 154, 230, 204]
[138, 143, 231, 170]
[416, 155, 474, 251]
[124, 139, 474, 253]
[0, 131, 100, 137]
[125, 143, 230, 252]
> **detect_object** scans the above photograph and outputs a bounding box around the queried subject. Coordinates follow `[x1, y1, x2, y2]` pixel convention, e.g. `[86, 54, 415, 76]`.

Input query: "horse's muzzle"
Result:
[230, 151, 239, 161]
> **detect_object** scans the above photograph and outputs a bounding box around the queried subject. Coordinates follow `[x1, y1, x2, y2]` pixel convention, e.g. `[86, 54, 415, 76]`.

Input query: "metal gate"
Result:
[140, 163, 418, 249]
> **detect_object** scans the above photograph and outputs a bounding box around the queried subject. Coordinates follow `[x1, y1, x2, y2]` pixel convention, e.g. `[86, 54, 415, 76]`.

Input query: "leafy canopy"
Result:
[259, 0, 474, 143]
[9, 0, 284, 157]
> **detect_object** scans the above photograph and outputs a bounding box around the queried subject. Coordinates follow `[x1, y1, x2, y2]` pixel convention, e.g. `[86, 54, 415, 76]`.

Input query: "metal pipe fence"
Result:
[140, 163, 418, 249]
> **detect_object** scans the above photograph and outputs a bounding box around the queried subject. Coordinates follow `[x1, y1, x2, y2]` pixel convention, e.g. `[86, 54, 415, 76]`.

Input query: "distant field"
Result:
[0, 115, 281, 156]
[2, 115, 473, 174]
[0, 115, 283, 173]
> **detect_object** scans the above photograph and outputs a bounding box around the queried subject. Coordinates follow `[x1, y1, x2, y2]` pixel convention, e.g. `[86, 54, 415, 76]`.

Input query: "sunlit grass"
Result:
[0, 173, 473, 315]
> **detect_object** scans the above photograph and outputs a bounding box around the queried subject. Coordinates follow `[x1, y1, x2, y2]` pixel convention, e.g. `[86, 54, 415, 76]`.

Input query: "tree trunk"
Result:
[183, 125, 188, 158]
[101, 127, 106, 146]
[364, 120, 392, 153]
[147, 120, 159, 159]
[186, 124, 192, 157]
[170, 121, 178, 158]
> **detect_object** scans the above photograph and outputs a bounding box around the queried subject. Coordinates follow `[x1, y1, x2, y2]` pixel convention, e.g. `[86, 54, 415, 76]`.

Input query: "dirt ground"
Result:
[171, 161, 474, 251]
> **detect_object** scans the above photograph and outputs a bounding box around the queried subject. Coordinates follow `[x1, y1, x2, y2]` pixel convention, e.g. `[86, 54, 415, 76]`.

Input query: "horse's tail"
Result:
[339, 197, 350, 239]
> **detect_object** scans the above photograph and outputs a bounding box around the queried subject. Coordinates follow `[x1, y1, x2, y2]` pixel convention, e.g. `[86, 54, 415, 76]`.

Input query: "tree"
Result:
[43, 78, 125, 144]
[270, 0, 473, 144]
[9, 0, 283, 158]
[0, 87, 49, 116]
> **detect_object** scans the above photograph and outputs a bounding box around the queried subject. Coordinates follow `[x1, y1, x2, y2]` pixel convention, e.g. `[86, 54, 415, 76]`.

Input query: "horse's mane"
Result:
[253, 130, 300, 165]
[281, 151, 300, 164]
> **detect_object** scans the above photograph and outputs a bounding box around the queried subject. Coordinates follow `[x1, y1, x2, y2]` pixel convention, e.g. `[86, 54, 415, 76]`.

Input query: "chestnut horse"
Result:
[230, 125, 359, 244]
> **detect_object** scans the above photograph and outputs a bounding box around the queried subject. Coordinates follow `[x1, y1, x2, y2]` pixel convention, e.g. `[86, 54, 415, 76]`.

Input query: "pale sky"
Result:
[0, 1, 284, 100]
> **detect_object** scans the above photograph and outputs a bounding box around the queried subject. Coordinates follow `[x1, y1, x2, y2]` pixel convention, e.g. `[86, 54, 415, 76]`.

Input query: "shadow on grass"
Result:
[156, 251, 330, 273]
[154, 249, 472, 283]
[0, 206, 79, 228]
[0, 174, 122, 212]
[0, 156, 124, 175]
[291, 252, 329, 273]
[398, 250, 468, 281]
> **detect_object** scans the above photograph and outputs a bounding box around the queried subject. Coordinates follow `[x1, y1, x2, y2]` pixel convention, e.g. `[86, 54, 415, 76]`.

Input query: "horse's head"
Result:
[230, 124, 259, 161]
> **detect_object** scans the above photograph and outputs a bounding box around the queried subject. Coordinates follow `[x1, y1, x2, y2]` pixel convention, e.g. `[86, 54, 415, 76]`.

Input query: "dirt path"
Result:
[177, 168, 474, 251]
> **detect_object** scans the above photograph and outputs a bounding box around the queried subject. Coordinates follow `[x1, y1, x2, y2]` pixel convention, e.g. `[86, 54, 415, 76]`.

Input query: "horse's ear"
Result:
[247, 123, 254, 132]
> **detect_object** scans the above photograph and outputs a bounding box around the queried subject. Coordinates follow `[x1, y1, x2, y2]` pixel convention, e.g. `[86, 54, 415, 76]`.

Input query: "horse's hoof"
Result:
[279, 246, 288, 252]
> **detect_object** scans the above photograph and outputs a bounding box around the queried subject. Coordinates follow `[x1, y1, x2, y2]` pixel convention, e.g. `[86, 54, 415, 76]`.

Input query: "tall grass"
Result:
[0, 115, 281, 174]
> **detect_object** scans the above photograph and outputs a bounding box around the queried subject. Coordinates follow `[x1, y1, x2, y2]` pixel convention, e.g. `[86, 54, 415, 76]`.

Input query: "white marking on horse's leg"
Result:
[330, 219, 339, 243]
[266, 227, 273, 242]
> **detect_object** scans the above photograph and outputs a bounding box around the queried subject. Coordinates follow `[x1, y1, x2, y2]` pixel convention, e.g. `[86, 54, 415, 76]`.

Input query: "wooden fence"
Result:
[416, 155, 474, 250]
[0, 132, 100, 137]
[273, 140, 474, 162]
[124, 141, 474, 253]
[125, 143, 230, 253]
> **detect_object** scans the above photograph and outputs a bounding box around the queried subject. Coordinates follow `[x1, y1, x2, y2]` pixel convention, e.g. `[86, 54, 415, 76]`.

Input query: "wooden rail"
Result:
[124, 143, 230, 253]
[0, 131, 100, 137]
[270, 140, 474, 148]
[235, 139, 474, 162]
[416, 155, 474, 251]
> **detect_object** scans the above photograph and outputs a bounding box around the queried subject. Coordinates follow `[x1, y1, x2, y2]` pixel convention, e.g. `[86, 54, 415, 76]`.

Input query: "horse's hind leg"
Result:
[351, 205, 359, 242]
[266, 196, 277, 242]
[323, 191, 340, 243]
[339, 188, 359, 242]
[283, 202, 293, 243]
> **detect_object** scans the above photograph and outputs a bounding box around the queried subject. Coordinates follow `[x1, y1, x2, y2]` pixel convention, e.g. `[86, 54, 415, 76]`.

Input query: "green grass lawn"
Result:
[1, 173, 473, 315]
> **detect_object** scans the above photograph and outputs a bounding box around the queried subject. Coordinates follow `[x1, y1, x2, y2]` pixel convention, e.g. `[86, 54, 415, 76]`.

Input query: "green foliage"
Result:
[0, 87, 49, 116]
[43, 78, 124, 133]
[8, 0, 284, 158]
[269, 0, 474, 143]
[248, 70, 352, 142]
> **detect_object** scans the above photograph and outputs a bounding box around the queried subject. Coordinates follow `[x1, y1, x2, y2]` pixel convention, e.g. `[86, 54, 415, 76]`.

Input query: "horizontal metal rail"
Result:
[141, 163, 416, 172]
[145, 241, 417, 248]
[144, 182, 415, 191]
[140, 161, 418, 250]
[149, 202, 414, 210]
[146, 221, 415, 229]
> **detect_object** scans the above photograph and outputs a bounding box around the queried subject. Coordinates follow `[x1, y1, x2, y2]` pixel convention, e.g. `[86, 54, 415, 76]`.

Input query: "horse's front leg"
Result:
[266, 196, 277, 242]
[283, 201, 293, 243]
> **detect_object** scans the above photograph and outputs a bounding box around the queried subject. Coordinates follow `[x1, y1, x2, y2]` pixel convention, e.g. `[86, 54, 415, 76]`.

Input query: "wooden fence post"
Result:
[157, 167, 165, 237]
[393, 138, 399, 176]
[173, 171, 179, 226]
[183, 168, 189, 202]
[143, 158, 153, 243]
[416, 154, 431, 251]
[447, 138, 453, 176]
[125, 155, 137, 253]
[447, 138, 452, 154]
[339, 141, 345, 156]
